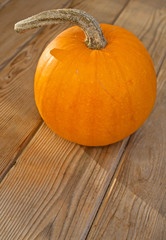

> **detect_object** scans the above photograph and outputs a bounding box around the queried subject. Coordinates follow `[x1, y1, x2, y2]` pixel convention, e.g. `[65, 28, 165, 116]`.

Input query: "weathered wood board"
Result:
[0, 0, 165, 239]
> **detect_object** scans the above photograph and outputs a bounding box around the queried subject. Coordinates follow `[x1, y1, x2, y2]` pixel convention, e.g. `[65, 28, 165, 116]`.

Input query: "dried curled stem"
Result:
[14, 9, 107, 50]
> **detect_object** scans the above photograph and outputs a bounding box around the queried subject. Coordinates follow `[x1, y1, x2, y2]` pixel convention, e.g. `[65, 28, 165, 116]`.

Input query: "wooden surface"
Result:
[0, 0, 165, 239]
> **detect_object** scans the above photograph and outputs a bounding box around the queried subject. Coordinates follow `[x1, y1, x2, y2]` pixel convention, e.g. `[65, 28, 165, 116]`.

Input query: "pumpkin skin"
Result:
[34, 24, 156, 146]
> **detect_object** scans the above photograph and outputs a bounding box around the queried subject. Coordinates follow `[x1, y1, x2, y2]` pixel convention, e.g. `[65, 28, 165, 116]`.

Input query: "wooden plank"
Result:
[0, 131, 128, 240]
[87, 56, 166, 240]
[1, 1, 166, 239]
[0, 0, 73, 178]
[0, 0, 129, 178]
[0, 24, 72, 179]
[71, 0, 130, 24]
[0, 0, 72, 68]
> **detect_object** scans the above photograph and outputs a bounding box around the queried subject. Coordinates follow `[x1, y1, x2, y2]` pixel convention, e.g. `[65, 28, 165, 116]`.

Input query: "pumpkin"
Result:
[15, 9, 156, 146]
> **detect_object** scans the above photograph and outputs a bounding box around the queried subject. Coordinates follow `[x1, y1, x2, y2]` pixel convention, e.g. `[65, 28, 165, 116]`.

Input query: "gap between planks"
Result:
[111, 0, 131, 25]
[0, 0, 130, 181]
[0, 120, 43, 183]
[0, 0, 11, 11]
[84, 136, 131, 239]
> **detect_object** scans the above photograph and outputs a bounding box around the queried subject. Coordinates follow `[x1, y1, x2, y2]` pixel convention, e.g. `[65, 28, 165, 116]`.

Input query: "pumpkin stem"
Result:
[14, 9, 107, 50]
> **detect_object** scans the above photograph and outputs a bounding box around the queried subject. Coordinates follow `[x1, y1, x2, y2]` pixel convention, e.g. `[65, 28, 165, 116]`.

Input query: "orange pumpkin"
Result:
[15, 9, 156, 146]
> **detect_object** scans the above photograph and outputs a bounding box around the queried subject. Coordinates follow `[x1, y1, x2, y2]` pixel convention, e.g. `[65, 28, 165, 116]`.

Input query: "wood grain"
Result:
[0, 0, 129, 179]
[0, 24, 73, 179]
[87, 56, 166, 240]
[0, 0, 72, 68]
[0, 131, 129, 240]
[1, 0, 166, 240]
